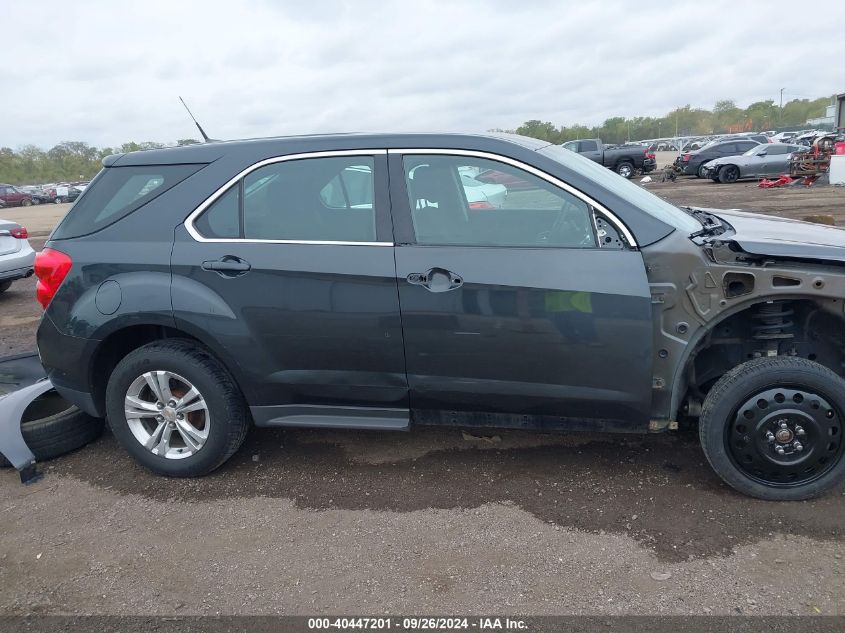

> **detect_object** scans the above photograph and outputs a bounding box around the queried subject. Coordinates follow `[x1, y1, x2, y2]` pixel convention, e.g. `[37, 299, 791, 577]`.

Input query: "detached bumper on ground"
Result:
[0, 354, 50, 483]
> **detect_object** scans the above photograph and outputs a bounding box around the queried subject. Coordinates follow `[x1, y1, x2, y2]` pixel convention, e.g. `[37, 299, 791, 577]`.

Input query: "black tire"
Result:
[105, 339, 250, 477]
[31, 197, 41, 205]
[21, 198, 32, 207]
[0, 280, 11, 293]
[700, 357, 845, 501]
[0, 391, 104, 467]
[615, 162, 634, 179]
[697, 163, 710, 178]
[719, 165, 740, 183]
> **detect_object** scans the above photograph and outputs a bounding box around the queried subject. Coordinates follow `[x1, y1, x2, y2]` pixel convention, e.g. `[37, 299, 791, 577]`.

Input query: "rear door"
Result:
[388, 150, 654, 429]
[171, 150, 409, 427]
[715, 142, 739, 158]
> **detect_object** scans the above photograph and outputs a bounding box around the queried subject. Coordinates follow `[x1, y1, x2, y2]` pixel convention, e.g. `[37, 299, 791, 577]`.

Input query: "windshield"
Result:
[538, 144, 701, 234]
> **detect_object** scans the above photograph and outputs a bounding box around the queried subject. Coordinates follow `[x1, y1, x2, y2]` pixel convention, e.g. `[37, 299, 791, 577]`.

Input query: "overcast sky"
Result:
[4, 0, 844, 149]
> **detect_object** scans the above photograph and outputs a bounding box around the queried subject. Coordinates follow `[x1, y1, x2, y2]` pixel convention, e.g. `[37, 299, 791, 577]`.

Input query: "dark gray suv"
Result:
[35, 133, 845, 500]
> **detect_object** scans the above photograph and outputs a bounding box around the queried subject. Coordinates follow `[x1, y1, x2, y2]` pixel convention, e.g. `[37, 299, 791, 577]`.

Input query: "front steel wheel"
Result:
[124, 371, 210, 459]
[700, 357, 845, 500]
[727, 387, 842, 487]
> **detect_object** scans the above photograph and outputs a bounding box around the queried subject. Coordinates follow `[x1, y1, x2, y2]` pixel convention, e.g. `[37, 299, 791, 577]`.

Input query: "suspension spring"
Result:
[752, 301, 795, 340]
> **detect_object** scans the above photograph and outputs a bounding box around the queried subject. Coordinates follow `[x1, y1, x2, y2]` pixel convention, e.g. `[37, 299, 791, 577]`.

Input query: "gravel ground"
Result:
[1, 182, 844, 616]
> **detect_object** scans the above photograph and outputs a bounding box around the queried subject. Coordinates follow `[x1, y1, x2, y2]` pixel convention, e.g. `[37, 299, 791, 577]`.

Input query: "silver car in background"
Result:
[0, 219, 36, 293]
[703, 143, 803, 183]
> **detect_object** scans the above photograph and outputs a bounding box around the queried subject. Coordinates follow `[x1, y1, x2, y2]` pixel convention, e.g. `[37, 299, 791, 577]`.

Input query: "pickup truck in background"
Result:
[561, 139, 656, 178]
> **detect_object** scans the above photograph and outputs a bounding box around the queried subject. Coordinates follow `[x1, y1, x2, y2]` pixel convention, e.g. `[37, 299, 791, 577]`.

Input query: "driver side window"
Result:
[402, 155, 596, 248]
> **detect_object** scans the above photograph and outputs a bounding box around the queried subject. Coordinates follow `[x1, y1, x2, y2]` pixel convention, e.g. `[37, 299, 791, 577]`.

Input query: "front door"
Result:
[171, 151, 409, 427]
[758, 144, 791, 177]
[388, 150, 654, 429]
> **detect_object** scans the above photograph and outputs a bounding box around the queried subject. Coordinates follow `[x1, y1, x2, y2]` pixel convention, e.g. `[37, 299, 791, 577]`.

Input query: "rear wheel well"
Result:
[681, 298, 845, 416]
[90, 325, 203, 414]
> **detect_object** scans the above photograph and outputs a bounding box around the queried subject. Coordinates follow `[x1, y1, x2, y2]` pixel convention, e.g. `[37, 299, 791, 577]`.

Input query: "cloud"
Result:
[3, 0, 843, 148]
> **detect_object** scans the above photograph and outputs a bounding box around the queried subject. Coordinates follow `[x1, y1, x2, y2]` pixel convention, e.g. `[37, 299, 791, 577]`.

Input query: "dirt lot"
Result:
[1, 184, 845, 616]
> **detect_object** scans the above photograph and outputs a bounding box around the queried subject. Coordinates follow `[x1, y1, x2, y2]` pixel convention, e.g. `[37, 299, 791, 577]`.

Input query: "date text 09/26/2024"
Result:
[307, 617, 528, 630]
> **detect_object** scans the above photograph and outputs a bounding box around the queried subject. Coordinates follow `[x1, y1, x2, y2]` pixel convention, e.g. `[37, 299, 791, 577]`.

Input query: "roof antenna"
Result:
[179, 96, 213, 142]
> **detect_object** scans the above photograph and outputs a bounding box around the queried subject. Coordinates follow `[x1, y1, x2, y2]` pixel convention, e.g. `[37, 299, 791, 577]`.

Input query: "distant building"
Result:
[807, 103, 836, 128]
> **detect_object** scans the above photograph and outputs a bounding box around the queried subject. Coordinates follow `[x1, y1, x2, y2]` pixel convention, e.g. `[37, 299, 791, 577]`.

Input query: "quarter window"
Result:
[194, 184, 239, 239]
[402, 155, 596, 248]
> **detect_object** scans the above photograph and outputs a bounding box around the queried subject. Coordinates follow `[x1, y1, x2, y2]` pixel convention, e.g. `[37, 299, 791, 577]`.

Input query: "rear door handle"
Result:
[407, 268, 463, 293]
[201, 256, 251, 277]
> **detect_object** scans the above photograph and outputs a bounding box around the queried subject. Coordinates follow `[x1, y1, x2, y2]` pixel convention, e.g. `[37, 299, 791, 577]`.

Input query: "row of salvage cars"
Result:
[674, 132, 844, 183]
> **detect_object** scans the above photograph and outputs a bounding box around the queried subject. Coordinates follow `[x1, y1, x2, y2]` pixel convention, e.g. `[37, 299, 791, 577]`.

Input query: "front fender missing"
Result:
[0, 354, 50, 483]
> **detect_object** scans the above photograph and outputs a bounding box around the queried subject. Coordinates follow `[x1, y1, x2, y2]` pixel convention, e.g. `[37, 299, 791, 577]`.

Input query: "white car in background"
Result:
[460, 173, 508, 208]
[0, 219, 35, 293]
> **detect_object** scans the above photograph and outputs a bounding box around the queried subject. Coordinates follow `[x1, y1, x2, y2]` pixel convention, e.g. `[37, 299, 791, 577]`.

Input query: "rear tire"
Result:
[21, 199, 32, 207]
[615, 162, 634, 178]
[697, 164, 710, 178]
[699, 357, 845, 501]
[105, 339, 250, 477]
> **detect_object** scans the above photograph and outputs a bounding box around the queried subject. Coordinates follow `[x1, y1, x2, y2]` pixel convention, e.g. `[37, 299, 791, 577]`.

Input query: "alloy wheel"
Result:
[124, 370, 210, 459]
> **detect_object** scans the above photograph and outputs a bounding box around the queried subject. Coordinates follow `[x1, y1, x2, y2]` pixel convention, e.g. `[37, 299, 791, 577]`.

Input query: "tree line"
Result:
[511, 96, 833, 146]
[0, 139, 201, 185]
[0, 95, 834, 184]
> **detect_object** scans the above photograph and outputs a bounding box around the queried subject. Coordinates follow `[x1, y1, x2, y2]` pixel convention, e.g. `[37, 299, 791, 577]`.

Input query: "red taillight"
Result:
[645, 151, 655, 160]
[682, 154, 691, 162]
[9, 227, 28, 239]
[469, 201, 494, 210]
[34, 248, 72, 309]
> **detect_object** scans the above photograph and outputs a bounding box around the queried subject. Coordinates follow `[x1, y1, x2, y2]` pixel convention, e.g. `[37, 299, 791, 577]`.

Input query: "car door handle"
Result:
[407, 268, 463, 293]
[201, 256, 251, 277]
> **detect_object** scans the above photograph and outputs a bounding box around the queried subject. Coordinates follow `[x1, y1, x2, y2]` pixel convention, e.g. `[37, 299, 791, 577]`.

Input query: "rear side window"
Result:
[192, 156, 377, 242]
[52, 164, 203, 239]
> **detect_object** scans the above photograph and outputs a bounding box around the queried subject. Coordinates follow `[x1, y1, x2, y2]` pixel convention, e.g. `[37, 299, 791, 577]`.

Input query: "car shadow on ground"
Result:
[44, 425, 845, 562]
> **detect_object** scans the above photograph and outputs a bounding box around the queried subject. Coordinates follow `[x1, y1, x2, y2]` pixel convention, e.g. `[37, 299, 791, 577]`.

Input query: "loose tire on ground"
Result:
[105, 339, 250, 477]
[699, 357, 845, 501]
[0, 391, 104, 467]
